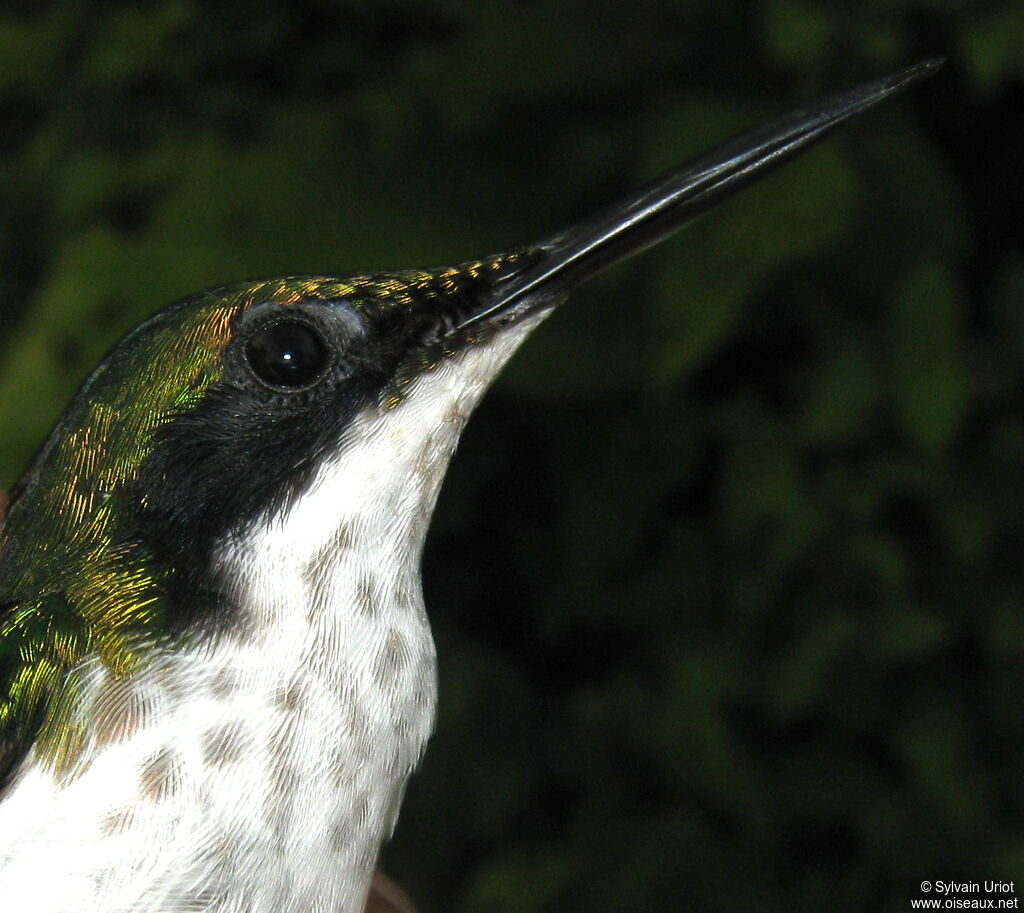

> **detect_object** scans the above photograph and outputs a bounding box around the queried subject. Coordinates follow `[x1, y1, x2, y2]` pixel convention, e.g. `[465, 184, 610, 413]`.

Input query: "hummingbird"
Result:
[0, 61, 939, 913]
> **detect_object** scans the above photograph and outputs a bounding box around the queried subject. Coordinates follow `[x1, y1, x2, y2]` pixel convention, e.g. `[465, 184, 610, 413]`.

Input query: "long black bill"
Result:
[460, 59, 942, 331]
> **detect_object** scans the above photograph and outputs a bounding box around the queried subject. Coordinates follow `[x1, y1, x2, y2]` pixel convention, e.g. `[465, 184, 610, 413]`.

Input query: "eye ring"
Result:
[244, 319, 330, 390]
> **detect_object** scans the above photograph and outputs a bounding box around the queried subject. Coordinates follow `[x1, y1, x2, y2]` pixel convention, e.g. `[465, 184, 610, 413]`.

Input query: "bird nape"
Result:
[0, 61, 940, 913]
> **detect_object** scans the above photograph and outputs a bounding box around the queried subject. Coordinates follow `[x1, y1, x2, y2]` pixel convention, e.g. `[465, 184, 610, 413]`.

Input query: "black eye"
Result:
[245, 321, 329, 389]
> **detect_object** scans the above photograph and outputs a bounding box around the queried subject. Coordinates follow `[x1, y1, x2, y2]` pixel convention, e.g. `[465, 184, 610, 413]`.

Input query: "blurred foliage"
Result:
[0, 1, 1021, 911]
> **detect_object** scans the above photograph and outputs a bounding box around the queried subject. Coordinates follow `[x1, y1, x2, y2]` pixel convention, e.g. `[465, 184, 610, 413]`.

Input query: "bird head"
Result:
[0, 61, 940, 786]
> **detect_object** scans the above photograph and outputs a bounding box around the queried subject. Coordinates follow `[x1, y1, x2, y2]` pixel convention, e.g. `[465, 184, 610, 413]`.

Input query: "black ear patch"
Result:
[127, 299, 383, 613]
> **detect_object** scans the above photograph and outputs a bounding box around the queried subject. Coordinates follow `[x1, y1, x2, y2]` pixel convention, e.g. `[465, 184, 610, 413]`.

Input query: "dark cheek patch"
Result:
[127, 378, 372, 622]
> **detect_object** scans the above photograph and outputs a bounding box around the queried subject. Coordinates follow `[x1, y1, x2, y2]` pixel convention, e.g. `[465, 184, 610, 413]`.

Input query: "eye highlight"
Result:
[245, 321, 329, 390]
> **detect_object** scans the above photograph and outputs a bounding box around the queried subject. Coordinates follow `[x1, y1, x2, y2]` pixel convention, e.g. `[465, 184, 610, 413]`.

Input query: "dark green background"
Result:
[0, 3, 1020, 911]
